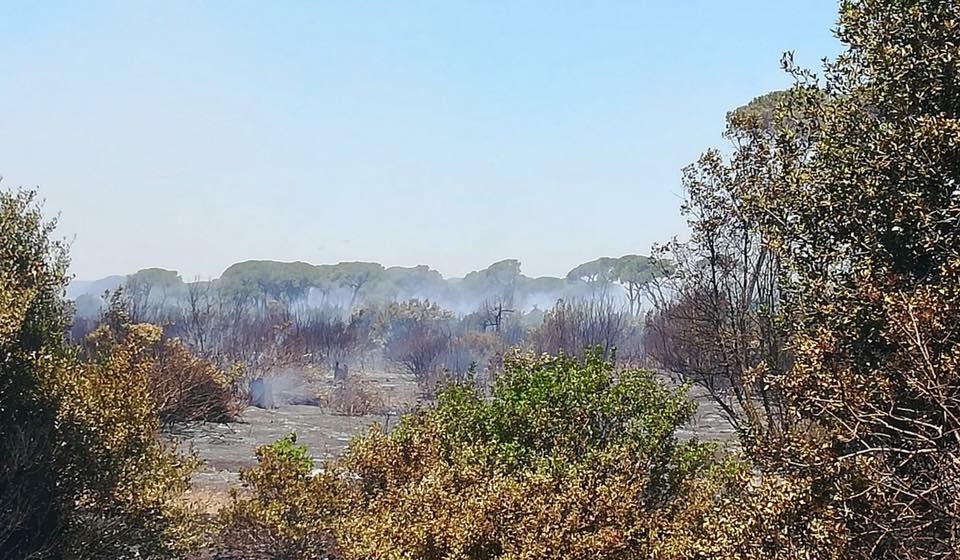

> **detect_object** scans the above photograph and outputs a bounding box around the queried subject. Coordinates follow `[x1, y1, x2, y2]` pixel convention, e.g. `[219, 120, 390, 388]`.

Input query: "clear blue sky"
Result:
[0, 1, 841, 281]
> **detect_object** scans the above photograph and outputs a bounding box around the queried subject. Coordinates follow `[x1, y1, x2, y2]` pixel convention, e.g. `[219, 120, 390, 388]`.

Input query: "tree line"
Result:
[68, 254, 661, 395]
[71, 254, 663, 325]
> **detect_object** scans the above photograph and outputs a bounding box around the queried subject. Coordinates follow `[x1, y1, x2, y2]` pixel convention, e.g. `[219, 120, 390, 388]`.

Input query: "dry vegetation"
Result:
[324, 377, 387, 417]
[82, 299, 239, 427]
[3, 1, 960, 558]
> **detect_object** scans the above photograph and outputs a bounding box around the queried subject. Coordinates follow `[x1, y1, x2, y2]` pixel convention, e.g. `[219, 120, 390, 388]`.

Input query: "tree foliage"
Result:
[743, 2, 960, 556]
[0, 189, 198, 559]
[649, 1, 960, 557]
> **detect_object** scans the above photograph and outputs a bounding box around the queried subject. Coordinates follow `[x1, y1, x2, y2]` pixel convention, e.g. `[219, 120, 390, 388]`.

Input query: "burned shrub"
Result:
[82, 301, 238, 427]
[438, 330, 503, 382]
[527, 298, 630, 360]
[325, 377, 386, 417]
[377, 300, 452, 382]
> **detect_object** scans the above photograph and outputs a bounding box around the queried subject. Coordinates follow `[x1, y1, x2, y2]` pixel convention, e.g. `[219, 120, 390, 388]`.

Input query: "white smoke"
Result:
[248, 369, 321, 408]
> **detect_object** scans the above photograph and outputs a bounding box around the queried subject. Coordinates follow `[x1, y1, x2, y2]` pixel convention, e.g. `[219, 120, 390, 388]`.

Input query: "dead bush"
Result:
[325, 377, 385, 416]
[439, 330, 502, 381]
[527, 298, 630, 359]
[377, 300, 452, 381]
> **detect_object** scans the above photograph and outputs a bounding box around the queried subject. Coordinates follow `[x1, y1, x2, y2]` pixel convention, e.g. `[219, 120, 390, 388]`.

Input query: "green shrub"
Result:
[0, 188, 199, 559]
[218, 351, 745, 559]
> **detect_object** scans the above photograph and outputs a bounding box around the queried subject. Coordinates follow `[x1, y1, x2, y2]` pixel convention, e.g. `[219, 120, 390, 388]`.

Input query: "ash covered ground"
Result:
[171, 365, 418, 491]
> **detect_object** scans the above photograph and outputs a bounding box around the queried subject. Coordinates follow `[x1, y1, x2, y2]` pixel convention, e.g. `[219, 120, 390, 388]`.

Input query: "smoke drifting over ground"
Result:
[248, 370, 321, 408]
[69, 256, 651, 324]
[65, 256, 661, 396]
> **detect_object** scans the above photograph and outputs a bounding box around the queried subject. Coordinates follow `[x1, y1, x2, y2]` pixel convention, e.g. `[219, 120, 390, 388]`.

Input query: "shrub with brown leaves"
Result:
[83, 298, 239, 427]
[325, 377, 386, 417]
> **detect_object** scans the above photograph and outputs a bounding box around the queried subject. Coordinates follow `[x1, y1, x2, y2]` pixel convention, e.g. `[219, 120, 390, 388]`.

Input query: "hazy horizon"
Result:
[2, 1, 840, 281]
[66, 254, 636, 284]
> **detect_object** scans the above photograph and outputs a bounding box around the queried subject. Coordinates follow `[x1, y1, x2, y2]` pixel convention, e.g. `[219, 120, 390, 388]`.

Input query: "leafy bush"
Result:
[217, 351, 746, 559]
[214, 435, 341, 559]
[266, 434, 314, 472]
[82, 297, 239, 427]
[0, 188, 199, 559]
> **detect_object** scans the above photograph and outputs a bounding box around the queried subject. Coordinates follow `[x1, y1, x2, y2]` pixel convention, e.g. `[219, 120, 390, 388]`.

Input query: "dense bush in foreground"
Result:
[217, 353, 851, 560]
[218, 353, 722, 559]
[0, 190, 200, 559]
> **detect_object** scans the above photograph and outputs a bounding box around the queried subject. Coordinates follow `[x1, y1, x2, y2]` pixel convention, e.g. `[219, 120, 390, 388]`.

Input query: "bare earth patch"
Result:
[171, 366, 417, 493]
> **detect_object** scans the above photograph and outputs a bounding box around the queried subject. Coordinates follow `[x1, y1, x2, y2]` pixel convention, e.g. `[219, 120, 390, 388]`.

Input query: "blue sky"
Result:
[0, 1, 841, 280]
